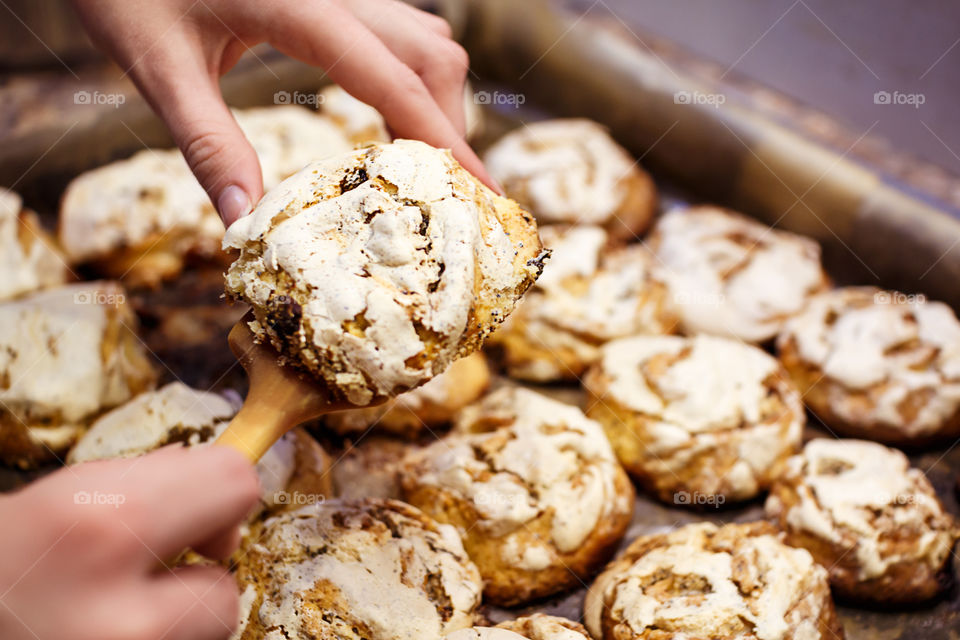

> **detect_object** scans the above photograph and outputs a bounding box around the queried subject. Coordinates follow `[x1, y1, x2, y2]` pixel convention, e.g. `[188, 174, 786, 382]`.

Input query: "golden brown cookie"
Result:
[223, 140, 544, 406]
[0, 188, 67, 301]
[777, 286, 960, 445]
[487, 225, 677, 382]
[400, 387, 634, 606]
[584, 522, 844, 640]
[447, 615, 591, 640]
[766, 438, 958, 603]
[649, 206, 830, 343]
[233, 499, 483, 640]
[323, 352, 491, 438]
[583, 334, 803, 505]
[330, 436, 416, 501]
[483, 119, 657, 240]
[0, 282, 156, 468]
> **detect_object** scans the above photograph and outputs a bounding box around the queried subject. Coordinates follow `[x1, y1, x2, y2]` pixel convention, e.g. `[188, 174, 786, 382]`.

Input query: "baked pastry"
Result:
[223, 139, 544, 406]
[483, 119, 657, 239]
[766, 438, 959, 603]
[58, 106, 353, 288]
[233, 105, 353, 188]
[487, 225, 677, 382]
[648, 206, 830, 343]
[323, 351, 491, 438]
[399, 387, 634, 605]
[67, 382, 331, 514]
[448, 615, 591, 640]
[319, 82, 484, 144]
[330, 436, 414, 500]
[584, 522, 843, 640]
[0, 281, 156, 468]
[583, 334, 803, 505]
[233, 498, 483, 640]
[0, 188, 67, 301]
[777, 286, 960, 445]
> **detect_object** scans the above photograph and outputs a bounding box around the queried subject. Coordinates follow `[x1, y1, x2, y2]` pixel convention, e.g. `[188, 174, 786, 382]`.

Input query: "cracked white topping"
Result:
[0, 188, 66, 301]
[0, 282, 142, 424]
[318, 85, 390, 144]
[773, 438, 956, 579]
[530, 225, 671, 339]
[651, 206, 827, 343]
[483, 119, 637, 225]
[240, 499, 481, 640]
[585, 523, 829, 640]
[595, 334, 803, 495]
[224, 140, 540, 405]
[494, 615, 592, 640]
[780, 287, 960, 435]
[59, 148, 222, 262]
[234, 106, 354, 188]
[66, 381, 303, 510]
[405, 387, 625, 555]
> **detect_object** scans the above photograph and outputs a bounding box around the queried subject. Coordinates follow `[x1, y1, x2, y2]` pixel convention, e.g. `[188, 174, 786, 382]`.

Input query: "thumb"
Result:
[131, 55, 264, 226]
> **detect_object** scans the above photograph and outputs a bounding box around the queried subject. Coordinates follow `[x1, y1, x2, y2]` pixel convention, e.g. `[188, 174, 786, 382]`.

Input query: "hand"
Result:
[69, 0, 495, 226]
[0, 446, 260, 640]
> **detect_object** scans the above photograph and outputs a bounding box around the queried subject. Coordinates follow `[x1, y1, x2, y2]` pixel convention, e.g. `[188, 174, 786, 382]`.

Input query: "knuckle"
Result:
[424, 41, 469, 82]
[424, 14, 453, 39]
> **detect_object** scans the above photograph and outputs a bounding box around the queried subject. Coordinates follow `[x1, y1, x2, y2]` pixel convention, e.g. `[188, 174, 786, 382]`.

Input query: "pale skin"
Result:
[0, 1, 482, 638]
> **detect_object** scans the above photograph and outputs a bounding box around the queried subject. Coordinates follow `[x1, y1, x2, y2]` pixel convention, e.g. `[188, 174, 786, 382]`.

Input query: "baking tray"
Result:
[2, 0, 960, 637]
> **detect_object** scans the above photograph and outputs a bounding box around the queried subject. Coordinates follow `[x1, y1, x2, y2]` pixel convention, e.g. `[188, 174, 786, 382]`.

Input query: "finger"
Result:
[126, 36, 264, 225]
[345, 0, 468, 135]
[151, 565, 241, 640]
[118, 446, 261, 562]
[257, 0, 498, 191]
[192, 525, 243, 561]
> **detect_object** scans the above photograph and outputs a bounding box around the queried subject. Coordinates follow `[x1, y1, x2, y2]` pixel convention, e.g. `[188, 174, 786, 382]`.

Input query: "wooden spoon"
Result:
[214, 319, 351, 462]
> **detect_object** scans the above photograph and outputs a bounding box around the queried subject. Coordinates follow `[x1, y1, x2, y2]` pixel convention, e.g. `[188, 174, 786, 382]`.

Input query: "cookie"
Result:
[487, 225, 677, 382]
[399, 387, 634, 606]
[448, 615, 590, 640]
[649, 206, 830, 343]
[233, 498, 482, 640]
[583, 334, 803, 505]
[0, 188, 67, 301]
[483, 119, 657, 239]
[584, 522, 843, 640]
[330, 436, 414, 500]
[766, 438, 959, 603]
[777, 286, 960, 444]
[323, 351, 491, 438]
[0, 281, 156, 468]
[67, 382, 331, 515]
[223, 140, 544, 406]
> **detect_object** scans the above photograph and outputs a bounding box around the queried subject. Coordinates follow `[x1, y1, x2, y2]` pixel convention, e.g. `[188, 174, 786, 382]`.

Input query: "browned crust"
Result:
[582, 363, 800, 505]
[606, 166, 658, 241]
[495, 614, 591, 639]
[402, 467, 634, 607]
[778, 334, 960, 446]
[767, 473, 958, 604]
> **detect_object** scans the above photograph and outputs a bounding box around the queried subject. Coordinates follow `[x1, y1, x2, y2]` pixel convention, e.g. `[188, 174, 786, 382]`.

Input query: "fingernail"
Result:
[218, 185, 253, 226]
